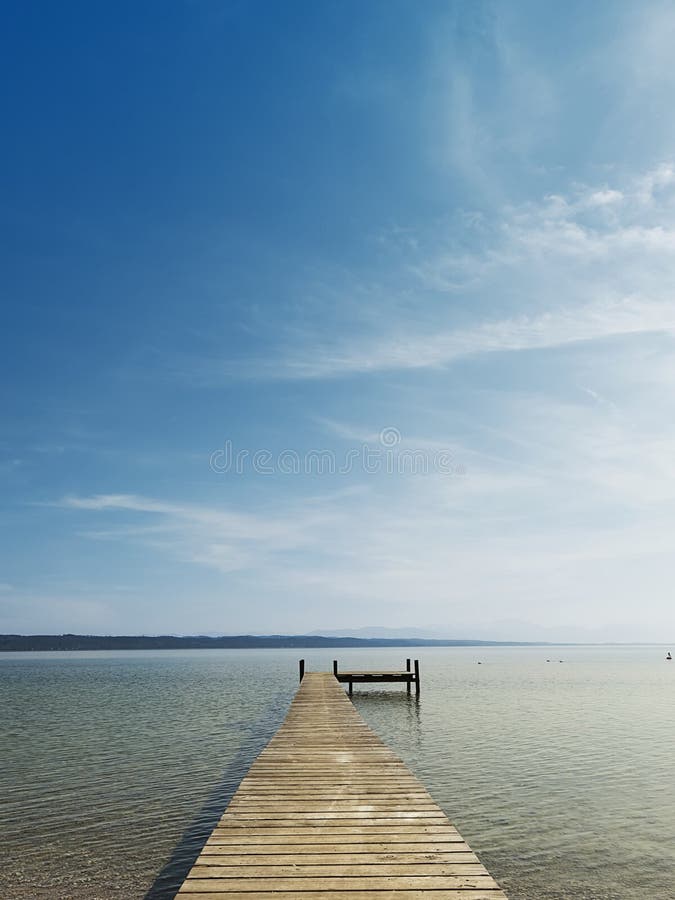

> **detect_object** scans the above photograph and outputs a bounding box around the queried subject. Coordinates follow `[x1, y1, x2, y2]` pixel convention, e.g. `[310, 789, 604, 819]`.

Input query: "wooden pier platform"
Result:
[177, 671, 507, 898]
[331, 658, 420, 696]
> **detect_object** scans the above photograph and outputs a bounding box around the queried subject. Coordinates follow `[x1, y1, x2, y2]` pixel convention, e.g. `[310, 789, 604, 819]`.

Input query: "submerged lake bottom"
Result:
[1, 646, 674, 900]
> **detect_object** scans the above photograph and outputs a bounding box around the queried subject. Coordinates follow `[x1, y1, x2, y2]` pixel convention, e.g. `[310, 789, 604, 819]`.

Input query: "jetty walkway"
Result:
[177, 671, 507, 898]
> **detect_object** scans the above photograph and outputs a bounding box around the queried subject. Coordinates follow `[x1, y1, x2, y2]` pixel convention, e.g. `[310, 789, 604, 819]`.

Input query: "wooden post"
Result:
[349, 680, 353, 696]
[299, 659, 305, 682]
[333, 659, 338, 677]
[406, 658, 411, 695]
[414, 659, 420, 695]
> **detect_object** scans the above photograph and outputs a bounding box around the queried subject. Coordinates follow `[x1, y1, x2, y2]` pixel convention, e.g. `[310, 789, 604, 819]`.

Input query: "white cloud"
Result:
[61, 492, 353, 575]
[585, 189, 623, 208]
[58, 395, 675, 640]
[272, 296, 675, 379]
[48, 163, 675, 637]
[194, 165, 675, 382]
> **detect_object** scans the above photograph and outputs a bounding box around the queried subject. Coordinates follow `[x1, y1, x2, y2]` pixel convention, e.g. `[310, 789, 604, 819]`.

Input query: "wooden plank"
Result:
[179, 894, 507, 900]
[217, 814, 451, 821]
[220, 804, 447, 812]
[189, 864, 488, 876]
[180, 875, 500, 890]
[233, 787, 431, 793]
[205, 843, 470, 853]
[336, 670, 415, 676]
[176, 672, 507, 898]
[198, 852, 479, 863]
[207, 827, 462, 837]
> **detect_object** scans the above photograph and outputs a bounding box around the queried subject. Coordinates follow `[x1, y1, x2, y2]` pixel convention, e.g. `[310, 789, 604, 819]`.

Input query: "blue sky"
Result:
[3, 1, 675, 639]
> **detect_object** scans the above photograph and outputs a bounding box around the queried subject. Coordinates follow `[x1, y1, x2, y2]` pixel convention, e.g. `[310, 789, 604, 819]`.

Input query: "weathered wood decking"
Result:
[177, 671, 507, 899]
[332, 658, 420, 696]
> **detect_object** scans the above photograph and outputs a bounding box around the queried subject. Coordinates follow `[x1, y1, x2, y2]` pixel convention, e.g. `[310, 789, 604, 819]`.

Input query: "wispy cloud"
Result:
[60, 492, 352, 574]
[264, 297, 675, 379]
[58, 379, 675, 638]
[202, 165, 675, 381]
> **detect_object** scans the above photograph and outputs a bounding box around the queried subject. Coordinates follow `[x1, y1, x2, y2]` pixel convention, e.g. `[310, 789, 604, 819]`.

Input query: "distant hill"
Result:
[308, 621, 658, 643]
[307, 627, 445, 639]
[0, 633, 546, 651]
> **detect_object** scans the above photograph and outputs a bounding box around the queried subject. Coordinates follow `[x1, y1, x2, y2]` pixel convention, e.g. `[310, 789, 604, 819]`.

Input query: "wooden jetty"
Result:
[177, 670, 507, 898]
[331, 658, 420, 696]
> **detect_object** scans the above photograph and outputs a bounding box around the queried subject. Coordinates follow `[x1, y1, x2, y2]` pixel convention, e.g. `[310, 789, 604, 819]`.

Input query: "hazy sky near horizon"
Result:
[3, 1, 675, 640]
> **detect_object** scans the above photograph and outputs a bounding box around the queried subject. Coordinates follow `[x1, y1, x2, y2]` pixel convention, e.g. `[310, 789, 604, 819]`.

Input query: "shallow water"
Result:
[1, 646, 673, 899]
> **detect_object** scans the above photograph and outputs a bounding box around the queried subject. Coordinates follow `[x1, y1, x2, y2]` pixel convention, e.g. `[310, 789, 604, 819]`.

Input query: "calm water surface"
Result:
[1, 646, 673, 899]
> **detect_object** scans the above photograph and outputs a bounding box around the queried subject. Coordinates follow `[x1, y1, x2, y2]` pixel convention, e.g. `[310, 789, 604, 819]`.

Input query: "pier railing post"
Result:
[299, 659, 305, 682]
[333, 659, 338, 677]
[406, 658, 411, 695]
[414, 659, 420, 695]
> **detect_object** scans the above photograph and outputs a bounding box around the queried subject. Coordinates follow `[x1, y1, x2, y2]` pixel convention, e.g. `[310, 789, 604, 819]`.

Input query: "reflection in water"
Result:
[352, 689, 422, 752]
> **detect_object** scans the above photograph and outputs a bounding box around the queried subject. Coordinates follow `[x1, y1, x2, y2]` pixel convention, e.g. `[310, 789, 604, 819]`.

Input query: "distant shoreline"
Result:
[0, 633, 655, 651]
[2, 633, 546, 651]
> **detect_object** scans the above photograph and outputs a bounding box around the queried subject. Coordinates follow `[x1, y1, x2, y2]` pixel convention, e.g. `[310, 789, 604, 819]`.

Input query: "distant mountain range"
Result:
[308, 621, 659, 643]
[307, 627, 446, 639]
[0, 633, 546, 652]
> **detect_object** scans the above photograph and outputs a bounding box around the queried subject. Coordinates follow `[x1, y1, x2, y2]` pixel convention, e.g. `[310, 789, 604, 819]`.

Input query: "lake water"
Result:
[1, 646, 674, 899]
